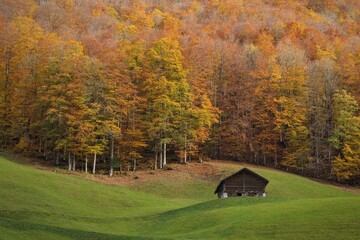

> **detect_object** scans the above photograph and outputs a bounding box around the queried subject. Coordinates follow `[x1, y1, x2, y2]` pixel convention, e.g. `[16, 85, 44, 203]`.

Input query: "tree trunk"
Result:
[119, 158, 122, 172]
[92, 152, 97, 174]
[4, 55, 10, 110]
[160, 144, 163, 169]
[263, 155, 266, 166]
[110, 136, 114, 177]
[110, 166, 114, 177]
[39, 139, 43, 153]
[72, 155, 76, 171]
[2, 50, 10, 146]
[154, 153, 157, 170]
[184, 135, 187, 163]
[184, 149, 187, 163]
[55, 152, 59, 166]
[133, 159, 136, 171]
[218, 117, 222, 159]
[68, 153, 72, 171]
[85, 155, 88, 173]
[163, 142, 167, 166]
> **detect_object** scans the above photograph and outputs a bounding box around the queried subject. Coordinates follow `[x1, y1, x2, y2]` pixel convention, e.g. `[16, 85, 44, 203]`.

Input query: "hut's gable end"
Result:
[215, 168, 269, 198]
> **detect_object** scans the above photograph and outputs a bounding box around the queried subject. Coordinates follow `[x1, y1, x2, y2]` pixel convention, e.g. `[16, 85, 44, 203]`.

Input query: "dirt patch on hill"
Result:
[86, 162, 224, 186]
[170, 162, 223, 180]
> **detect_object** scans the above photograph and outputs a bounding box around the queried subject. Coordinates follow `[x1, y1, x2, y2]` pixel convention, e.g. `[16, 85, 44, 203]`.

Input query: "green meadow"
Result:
[0, 155, 359, 240]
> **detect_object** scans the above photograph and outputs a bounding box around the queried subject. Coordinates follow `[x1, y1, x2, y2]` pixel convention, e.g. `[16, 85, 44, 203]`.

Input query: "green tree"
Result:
[274, 43, 310, 172]
[330, 90, 360, 182]
[38, 40, 86, 168]
[81, 58, 110, 174]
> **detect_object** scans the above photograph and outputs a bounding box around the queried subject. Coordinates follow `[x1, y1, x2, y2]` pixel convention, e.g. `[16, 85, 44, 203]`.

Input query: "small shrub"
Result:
[163, 165, 173, 171]
[15, 137, 28, 153]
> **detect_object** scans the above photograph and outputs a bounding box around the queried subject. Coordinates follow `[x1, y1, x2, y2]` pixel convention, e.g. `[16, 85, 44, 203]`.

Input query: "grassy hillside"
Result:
[0, 155, 359, 239]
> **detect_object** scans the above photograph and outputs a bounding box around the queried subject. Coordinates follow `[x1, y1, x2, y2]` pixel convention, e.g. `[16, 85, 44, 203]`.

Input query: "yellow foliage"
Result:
[65, 40, 84, 59]
[316, 46, 337, 60]
[118, 23, 138, 39]
[59, 0, 74, 11]
[91, 1, 108, 17]
[107, 4, 119, 18]
[217, 0, 243, 16]
[152, 9, 179, 37]
[14, 16, 43, 50]
[125, 2, 154, 29]
[256, 33, 276, 56]
[308, 9, 325, 22]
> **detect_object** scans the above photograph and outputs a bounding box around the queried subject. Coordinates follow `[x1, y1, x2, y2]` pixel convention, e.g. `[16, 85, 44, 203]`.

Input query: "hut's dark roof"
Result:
[214, 167, 269, 194]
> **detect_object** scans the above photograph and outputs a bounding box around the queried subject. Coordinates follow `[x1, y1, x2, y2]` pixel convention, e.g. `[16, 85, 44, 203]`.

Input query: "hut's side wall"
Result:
[223, 172, 266, 197]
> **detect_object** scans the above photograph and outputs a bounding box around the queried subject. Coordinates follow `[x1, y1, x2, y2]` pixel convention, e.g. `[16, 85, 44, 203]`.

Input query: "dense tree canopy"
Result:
[0, 0, 359, 183]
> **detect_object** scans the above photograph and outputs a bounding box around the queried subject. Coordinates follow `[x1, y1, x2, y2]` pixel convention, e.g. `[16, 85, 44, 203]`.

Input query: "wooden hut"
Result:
[214, 168, 269, 198]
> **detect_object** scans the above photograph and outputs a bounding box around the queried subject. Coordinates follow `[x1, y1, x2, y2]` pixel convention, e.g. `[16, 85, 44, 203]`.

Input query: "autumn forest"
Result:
[0, 0, 359, 184]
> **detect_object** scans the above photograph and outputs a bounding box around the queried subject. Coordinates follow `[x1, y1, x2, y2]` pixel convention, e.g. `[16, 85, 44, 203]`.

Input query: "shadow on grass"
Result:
[1, 218, 171, 240]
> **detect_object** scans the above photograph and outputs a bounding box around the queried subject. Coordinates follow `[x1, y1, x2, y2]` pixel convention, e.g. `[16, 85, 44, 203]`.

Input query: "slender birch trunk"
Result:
[159, 143, 163, 169]
[184, 135, 187, 163]
[110, 136, 114, 177]
[55, 152, 59, 166]
[92, 152, 97, 174]
[72, 155, 76, 171]
[184, 149, 187, 163]
[68, 153, 72, 171]
[154, 153, 157, 170]
[85, 155, 88, 173]
[110, 165, 114, 176]
[163, 142, 167, 166]
[2, 51, 10, 146]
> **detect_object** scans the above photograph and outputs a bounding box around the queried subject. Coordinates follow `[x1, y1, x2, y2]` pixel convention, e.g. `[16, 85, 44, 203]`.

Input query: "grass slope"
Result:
[0, 155, 359, 239]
